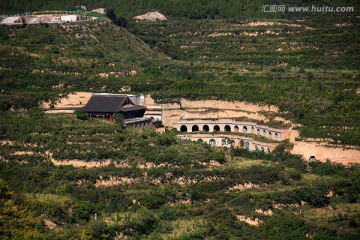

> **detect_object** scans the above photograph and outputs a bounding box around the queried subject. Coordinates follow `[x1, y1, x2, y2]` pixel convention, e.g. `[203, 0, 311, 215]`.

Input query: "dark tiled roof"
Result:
[121, 105, 146, 112]
[83, 95, 145, 113]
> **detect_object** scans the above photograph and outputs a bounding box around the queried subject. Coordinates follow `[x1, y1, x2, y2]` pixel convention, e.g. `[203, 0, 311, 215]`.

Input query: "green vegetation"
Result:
[0, 19, 158, 110]
[75, 108, 88, 120]
[113, 114, 124, 124]
[1, 10, 359, 145]
[0, 1, 359, 238]
[0, 112, 359, 239]
[2, 0, 359, 19]
[126, 17, 360, 146]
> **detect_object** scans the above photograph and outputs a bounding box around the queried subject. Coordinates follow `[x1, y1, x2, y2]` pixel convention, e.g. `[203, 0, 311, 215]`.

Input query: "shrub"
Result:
[75, 109, 88, 120]
[28, 107, 44, 119]
[114, 114, 124, 124]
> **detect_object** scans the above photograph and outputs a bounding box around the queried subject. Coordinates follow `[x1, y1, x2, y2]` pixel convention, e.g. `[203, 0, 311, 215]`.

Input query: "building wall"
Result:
[60, 15, 77, 22]
[144, 113, 162, 121]
[124, 118, 152, 128]
[177, 133, 278, 152]
[144, 106, 162, 122]
[175, 119, 284, 141]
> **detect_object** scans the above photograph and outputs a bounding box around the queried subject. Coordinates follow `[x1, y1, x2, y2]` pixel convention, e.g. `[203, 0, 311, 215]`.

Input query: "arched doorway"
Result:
[234, 125, 239, 132]
[203, 125, 209, 132]
[180, 125, 188, 132]
[221, 139, 227, 146]
[197, 139, 203, 143]
[243, 126, 248, 133]
[229, 139, 235, 146]
[192, 125, 199, 132]
[224, 125, 231, 132]
[244, 141, 249, 149]
[214, 125, 220, 132]
[209, 139, 216, 146]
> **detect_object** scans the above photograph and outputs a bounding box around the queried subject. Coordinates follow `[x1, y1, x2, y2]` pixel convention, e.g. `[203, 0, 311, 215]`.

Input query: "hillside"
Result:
[2, 0, 360, 19]
[1, 8, 359, 146]
[0, 19, 160, 110]
[0, 113, 359, 239]
[126, 16, 360, 146]
[0, 2, 360, 239]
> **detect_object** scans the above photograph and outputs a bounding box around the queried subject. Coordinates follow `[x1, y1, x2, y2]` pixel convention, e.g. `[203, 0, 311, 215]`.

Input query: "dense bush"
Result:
[75, 109, 88, 120]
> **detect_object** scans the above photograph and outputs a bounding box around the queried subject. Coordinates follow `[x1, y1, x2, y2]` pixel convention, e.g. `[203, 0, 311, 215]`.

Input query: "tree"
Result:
[75, 109, 88, 120]
[117, 16, 127, 28]
[20, 17, 27, 28]
[106, 9, 127, 28]
[106, 9, 117, 24]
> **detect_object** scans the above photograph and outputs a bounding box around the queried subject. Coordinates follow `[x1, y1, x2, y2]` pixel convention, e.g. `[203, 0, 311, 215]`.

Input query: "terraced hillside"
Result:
[1, 112, 359, 239]
[0, 2, 360, 239]
[1, 14, 359, 146]
[127, 16, 360, 146]
[0, 19, 160, 110]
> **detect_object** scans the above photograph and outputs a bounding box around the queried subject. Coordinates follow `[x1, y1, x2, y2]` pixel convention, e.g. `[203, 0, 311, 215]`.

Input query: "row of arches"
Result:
[255, 146, 271, 153]
[181, 125, 246, 133]
[196, 138, 270, 153]
[180, 124, 279, 139]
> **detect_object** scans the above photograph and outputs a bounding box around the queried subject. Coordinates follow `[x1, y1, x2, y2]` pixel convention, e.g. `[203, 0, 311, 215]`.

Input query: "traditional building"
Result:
[82, 94, 146, 122]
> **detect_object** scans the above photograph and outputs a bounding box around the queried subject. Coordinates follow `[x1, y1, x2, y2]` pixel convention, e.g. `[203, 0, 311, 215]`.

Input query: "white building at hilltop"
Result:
[60, 15, 77, 22]
[1, 16, 21, 24]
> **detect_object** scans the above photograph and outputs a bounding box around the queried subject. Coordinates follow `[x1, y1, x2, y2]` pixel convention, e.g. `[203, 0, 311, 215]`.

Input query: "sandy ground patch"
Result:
[12, 151, 34, 155]
[200, 160, 222, 167]
[179, 99, 278, 113]
[138, 162, 167, 169]
[228, 182, 260, 191]
[0, 140, 15, 146]
[291, 141, 360, 165]
[134, 11, 166, 21]
[236, 215, 262, 226]
[46, 151, 112, 168]
[168, 199, 192, 206]
[255, 208, 273, 216]
[160, 98, 286, 128]
[42, 92, 92, 109]
[43, 219, 59, 230]
[237, 21, 313, 30]
[207, 32, 235, 37]
[335, 23, 352, 27]
[51, 159, 111, 168]
[95, 176, 136, 187]
[144, 94, 155, 105]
